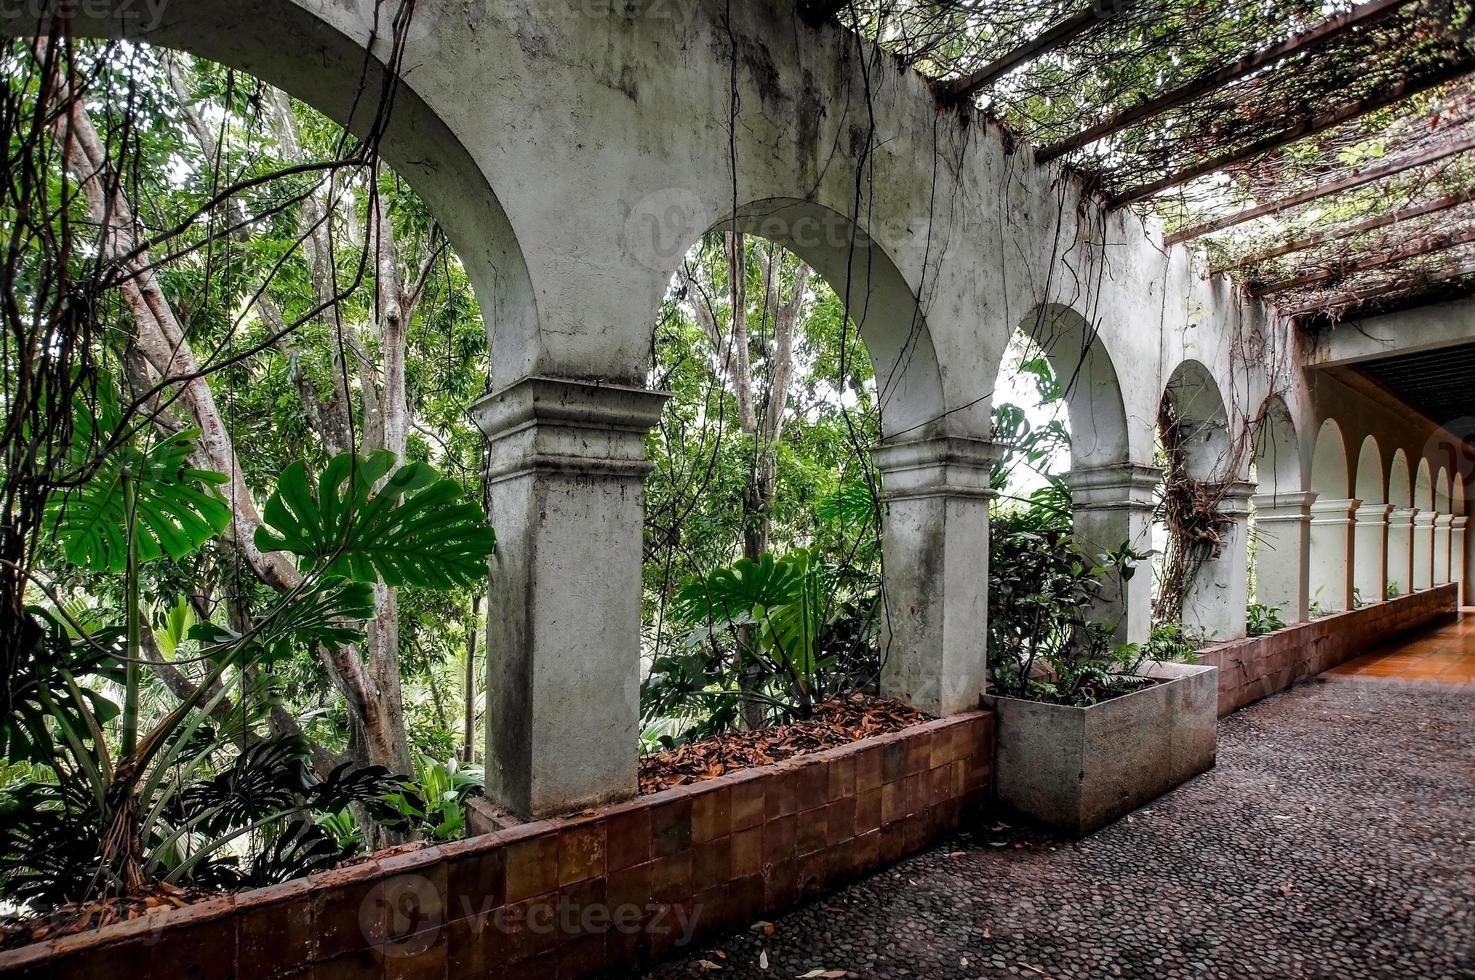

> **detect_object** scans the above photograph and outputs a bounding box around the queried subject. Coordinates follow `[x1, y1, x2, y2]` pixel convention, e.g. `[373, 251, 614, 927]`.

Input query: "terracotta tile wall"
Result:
[1196, 584, 1458, 715]
[0, 712, 994, 980]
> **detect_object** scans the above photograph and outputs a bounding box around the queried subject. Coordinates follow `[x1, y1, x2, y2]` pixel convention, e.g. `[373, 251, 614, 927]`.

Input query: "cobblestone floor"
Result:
[641, 677, 1475, 979]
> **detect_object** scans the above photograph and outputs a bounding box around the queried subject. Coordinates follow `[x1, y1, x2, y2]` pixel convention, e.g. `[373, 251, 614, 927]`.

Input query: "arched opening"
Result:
[640, 200, 960, 743]
[1308, 419, 1354, 614]
[1387, 449, 1414, 597]
[1353, 436, 1389, 606]
[1435, 466, 1454, 585]
[1414, 458, 1435, 590]
[1, 31, 515, 901]
[1154, 360, 1248, 641]
[1454, 476, 1469, 596]
[1247, 397, 1305, 629]
[989, 304, 1151, 649]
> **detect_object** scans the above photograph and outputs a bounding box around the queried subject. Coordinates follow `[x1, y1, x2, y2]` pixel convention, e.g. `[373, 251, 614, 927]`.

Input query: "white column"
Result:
[873, 436, 995, 716]
[1454, 516, 1468, 603]
[472, 376, 668, 818]
[1434, 514, 1454, 584]
[1413, 510, 1435, 590]
[1181, 481, 1254, 642]
[1066, 463, 1161, 646]
[1353, 502, 1392, 605]
[1250, 490, 1315, 624]
[1386, 508, 1416, 596]
[1309, 497, 1359, 612]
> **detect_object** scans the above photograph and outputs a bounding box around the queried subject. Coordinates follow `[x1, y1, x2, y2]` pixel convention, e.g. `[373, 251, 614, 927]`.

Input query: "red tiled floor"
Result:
[1325, 610, 1475, 685]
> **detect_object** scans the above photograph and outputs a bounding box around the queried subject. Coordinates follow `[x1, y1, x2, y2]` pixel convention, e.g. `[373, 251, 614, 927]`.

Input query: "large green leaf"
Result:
[673, 552, 804, 627]
[762, 549, 825, 675]
[48, 385, 230, 571]
[254, 450, 495, 589]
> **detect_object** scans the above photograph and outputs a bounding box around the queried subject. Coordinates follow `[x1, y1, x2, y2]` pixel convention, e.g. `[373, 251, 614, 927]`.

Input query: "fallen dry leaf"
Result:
[638, 694, 931, 793]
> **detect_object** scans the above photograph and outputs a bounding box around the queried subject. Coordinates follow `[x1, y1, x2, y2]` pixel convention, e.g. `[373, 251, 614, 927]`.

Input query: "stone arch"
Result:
[1416, 458, 1435, 511]
[1018, 304, 1130, 469]
[1352, 436, 1387, 605]
[1435, 466, 1454, 583]
[1311, 420, 1350, 498]
[5, 0, 540, 387]
[1251, 396, 1302, 499]
[667, 199, 947, 442]
[1413, 458, 1435, 590]
[1308, 420, 1354, 612]
[1355, 436, 1385, 504]
[1389, 450, 1413, 508]
[1386, 449, 1414, 597]
[1161, 359, 1232, 482]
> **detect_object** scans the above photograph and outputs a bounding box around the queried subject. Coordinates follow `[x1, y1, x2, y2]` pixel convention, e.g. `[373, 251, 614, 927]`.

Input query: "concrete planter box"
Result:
[990, 661, 1218, 837]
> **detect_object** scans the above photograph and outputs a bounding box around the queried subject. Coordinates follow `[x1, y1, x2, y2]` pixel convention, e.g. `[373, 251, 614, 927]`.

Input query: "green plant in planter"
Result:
[1386, 581, 1400, 599]
[1246, 602, 1285, 638]
[1144, 620, 1204, 660]
[987, 513, 1150, 707]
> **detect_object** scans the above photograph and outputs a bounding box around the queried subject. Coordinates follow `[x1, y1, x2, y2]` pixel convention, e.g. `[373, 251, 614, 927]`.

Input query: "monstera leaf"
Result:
[254, 451, 495, 589]
[673, 552, 806, 627]
[816, 479, 879, 529]
[761, 549, 825, 675]
[48, 384, 230, 571]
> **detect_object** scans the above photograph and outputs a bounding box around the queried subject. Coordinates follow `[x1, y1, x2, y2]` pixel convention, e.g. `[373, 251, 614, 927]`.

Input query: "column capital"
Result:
[1354, 502, 1394, 523]
[472, 375, 670, 483]
[1414, 510, 1437, 527]
[1310, 496, 1361, 523]
[1216, 479, 1257, 518]
[1434, 513, 1456, 528]
[1388, 507, 1418, 526]
[1454, 516, 1469, 529]
[1251, 489, 1317, 521]
[1065, 462, 1161, 510]
[871, 436, 996, 502]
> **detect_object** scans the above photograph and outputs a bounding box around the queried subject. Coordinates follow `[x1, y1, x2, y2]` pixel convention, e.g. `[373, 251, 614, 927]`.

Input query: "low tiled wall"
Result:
[0, 712, 993, 980]
[1196, 584, 1458, 716]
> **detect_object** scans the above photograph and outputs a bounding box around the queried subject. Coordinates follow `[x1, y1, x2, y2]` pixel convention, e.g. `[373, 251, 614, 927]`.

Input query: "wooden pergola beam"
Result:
[1219, 187, 1475, 272]
[941, 1, 1128, 101]
[1283, 260, 1475, 317]
[1037, 0, 1417, 163]
[1108, 59, 1474, 208]
[1165, 128, 1475, 245]
[1255, 224, 1475, 296]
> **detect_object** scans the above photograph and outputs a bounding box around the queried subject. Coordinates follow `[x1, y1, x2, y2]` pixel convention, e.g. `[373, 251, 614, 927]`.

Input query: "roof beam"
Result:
[1037, 0, 1417, 163]
[941, 2, 1127, 102]
[1254, 226, 1475, 296]
[1108, 59, 1475, 208]
[1219, 187, 1475, 272]
[1283, 260, 1475, 317]
[1164, 129, 1475, 245]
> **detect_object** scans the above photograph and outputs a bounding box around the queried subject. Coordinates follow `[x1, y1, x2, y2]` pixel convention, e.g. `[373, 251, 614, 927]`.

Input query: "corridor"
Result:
[645, 623, 1475, 979]
[1328, 613, 1475, 687]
